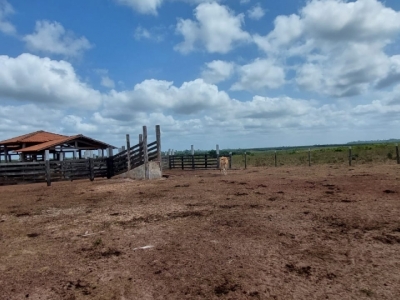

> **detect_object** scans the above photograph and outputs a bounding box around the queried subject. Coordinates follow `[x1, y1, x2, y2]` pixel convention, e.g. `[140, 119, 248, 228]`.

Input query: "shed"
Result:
[0, 130, 116, 162]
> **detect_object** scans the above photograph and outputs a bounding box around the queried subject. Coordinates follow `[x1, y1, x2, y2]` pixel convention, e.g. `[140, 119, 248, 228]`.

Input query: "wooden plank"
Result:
[216, 144, 220, 169]
[0, 171, 46, 176]
[126, 134, 131, 171]
[349, 147, 352, 166]
[156, 125, 161, 171]
[89, 158, 94, 181]
[0, 161, 46, 167]
[147, 144, 158, 153]
[143, 126, 149, 179]
[147, 140, 157, 148]
[0, 166, 46, 172]
[45, 150, 51, 186]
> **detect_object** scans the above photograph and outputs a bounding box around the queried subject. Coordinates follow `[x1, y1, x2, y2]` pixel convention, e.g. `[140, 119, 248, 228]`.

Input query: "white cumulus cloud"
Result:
[252, 0, 400, 97]
[201, 60, 235, 84]
[23, 20, 93, 57]
[0, 0, 16, 35]
[114, 0, 163, 15]
[0, 53, 102, 109]
[232, 59, 285, 91]
[175, 2, 250, 54]
[248, 4, 265, 20]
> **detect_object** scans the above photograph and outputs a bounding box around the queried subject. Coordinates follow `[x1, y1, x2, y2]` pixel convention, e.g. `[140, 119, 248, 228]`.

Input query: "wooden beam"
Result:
[156, 125, 161, 171]
[143, 126, 149, 179]
[126, 134, 131, 171]
[216, 144, 219, 169]
[45, 150, 51, 186]
[4, 146, 8, 163]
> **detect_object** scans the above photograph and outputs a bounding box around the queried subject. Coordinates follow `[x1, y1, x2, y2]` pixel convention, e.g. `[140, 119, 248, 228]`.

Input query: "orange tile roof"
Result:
[0, 130, 68, 145]
[17, 135, 115, 152]
[16, 136, 79, 152]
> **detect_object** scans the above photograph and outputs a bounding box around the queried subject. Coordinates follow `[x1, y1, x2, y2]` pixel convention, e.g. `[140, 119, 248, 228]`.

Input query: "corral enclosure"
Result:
[0, 163, 400, 299]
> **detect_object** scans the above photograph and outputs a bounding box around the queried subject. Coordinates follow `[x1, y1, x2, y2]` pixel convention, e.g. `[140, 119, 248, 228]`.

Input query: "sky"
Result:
[1, 0, 400, 151]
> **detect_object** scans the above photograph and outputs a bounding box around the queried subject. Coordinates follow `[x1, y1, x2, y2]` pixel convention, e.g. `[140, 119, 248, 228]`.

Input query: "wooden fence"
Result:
[167, 154, 233, 170]
[108, 140, 159, 176]
[0, 125, 162, 186]
[0, 158, 108, 186]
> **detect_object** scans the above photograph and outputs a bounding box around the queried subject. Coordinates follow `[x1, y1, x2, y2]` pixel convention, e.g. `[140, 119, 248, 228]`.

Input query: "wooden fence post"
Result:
[274, 151, 277, 167]
[156, 125, 162, 171]
[139, 134, 143, 163]
[216, 144, 220, 169]
[229, 152, 232, 169]
[45, 150, 51, 186]
[89, 158, 94, 181]
[308, 148, 311, 167]
[107, 147, 114, 178]
[126, 134, 131, 171]
[205, 154, 208, 169]
[191, 145, 195, 169]
[181, 156, 184, 170]
[4, 147, 8, 163]
[349, 146, 352, 166]
[396, 144, 400, 164]
[244, 152, 247, 169]
[143, 126, 149, 179]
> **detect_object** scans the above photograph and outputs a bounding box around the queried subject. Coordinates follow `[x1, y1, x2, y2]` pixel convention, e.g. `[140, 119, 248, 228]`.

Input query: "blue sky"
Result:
[1, 0, 400, 151]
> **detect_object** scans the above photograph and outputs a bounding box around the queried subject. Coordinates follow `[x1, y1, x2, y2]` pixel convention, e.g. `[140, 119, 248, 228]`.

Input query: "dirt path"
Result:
[0, 164, 399, 299]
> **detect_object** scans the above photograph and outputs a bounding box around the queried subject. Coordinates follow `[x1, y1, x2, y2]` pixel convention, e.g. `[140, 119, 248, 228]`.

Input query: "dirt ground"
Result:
[0, 164, 400, 300]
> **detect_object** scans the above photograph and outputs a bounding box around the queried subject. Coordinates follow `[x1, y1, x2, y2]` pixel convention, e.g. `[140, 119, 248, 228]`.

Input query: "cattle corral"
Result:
[0, 163, 400, 299]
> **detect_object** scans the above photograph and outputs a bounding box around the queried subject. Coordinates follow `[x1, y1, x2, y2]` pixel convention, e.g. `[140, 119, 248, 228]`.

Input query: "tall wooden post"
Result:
[89, 158, 94, 181]
[126, 134, 131, 171]
[396, 144, 399, 164]
[107, 147, 114, 178]
[244, 152, 247, 169]
[168, 150, 172, 169]
[308, 148, 311, 167]
[156, 125, 161, 171]
[229, 152, 232, 169]
[216, 144, 220, 169]
[4, 146, 8, 163]
[139, 134, 143, 163]
[181, 156, 184, 170]
[191, 145, 195, 169]
[349, 146, 352, 166]
[143, 126, 149, 179]
[274, 150, 277, 167]
[45, 150, 51, 186]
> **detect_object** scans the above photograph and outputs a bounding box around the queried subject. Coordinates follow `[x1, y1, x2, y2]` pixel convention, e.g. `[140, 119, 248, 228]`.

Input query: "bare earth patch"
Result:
[0, 164, 399, 299]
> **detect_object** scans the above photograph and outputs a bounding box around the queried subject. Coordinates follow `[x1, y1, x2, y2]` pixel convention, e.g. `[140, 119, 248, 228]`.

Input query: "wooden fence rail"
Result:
[168, 155, 219, 170]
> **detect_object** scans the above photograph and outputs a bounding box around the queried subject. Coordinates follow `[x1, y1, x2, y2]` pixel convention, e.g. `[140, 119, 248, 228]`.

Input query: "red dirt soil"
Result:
[0, 164, 400, 299]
